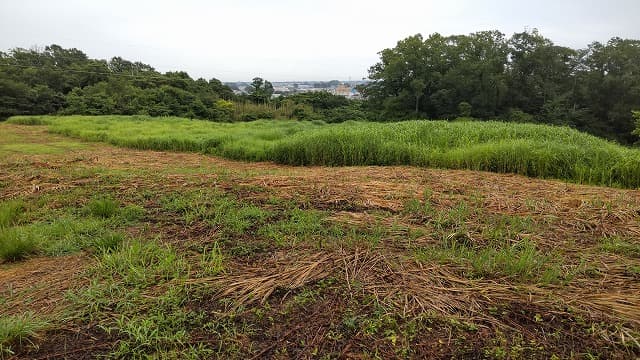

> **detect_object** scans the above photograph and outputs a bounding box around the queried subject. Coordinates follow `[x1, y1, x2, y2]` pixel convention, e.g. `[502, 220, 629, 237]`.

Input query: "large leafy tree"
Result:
[364, 34, 442, 119]
[246, 77, 274, 103]
[505, 29, 577, 119]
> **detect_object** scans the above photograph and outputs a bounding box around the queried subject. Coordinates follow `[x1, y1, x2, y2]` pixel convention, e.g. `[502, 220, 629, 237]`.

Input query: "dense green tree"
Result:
[0, 78, 32, 118]
[505, 30, 576, 119]
[364, 34, 441, 119]
[364, 32, 508, 120]
[363, 29, 640, 143]
[573, 38, 640, 142]
[246, 77, 274, 103]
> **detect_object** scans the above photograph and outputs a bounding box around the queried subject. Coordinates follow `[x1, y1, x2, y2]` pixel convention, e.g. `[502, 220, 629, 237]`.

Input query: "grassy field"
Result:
[0, 123, 639, 358]
[7, 115, 640, 188]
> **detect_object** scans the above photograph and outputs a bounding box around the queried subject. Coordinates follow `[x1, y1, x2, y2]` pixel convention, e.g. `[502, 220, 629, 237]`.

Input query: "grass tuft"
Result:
[87, 198, 119, 218]
[120, 205, 145, 222]
[0, 200, 25, 229]
[93, 232, 125, 253]
[599, 236, 640, 258]
[96, 239, 186, 286]
[198, 243, 224, 277]
[0, 313, 48, 355]
[0, 227, 39, 262]
[417, 238, 559, 283]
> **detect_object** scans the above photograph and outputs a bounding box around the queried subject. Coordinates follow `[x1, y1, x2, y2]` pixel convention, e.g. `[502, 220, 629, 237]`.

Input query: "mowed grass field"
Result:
[1, 121, 640, 358]
[7, 115, 640, 188]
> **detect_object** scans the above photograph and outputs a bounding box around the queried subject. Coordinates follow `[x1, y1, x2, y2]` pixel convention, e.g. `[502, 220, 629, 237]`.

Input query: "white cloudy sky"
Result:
[1, 0, 639, 81]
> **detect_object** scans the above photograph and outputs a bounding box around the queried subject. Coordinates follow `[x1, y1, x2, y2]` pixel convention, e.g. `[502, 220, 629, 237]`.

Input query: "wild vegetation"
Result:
[0, 47, 364, 124]
[2, 28, 640, 143]
[8, 115, 640, 188]
[364, 30, 640, 144]
[1, 124, 639, 358]
[2, 26, 640, 359]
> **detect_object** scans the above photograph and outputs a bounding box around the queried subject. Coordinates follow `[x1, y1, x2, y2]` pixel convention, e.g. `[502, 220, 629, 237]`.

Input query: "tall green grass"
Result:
[0, 227, 40, 262]
[0, 200, 24, 228]
[7, 115, 640, 188]
[271, 121, 640, 188]
[8, 115, 323, 162]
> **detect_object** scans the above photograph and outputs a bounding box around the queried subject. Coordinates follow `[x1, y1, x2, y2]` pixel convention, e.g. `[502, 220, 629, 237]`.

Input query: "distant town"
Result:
[225, 80, 368, 100]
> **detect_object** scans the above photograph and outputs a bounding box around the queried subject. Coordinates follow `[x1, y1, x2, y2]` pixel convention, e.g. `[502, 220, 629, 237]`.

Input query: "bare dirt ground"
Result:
[2, 124, 640, 359]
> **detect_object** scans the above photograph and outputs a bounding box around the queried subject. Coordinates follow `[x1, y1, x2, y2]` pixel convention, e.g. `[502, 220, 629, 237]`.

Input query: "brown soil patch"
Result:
[0, 254, 90, 318]
[9, 325, 114, 360]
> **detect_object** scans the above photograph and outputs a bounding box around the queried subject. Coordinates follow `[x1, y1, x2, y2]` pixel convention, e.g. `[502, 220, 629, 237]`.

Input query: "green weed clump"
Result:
[0, 227, 39, 262]
[258, 208, 329, 247]
[0, 200, 25, 228]
[8, 115, 640, 188]
[87, 197, 119, 218]
[0, 313, 48, 356]
[93, 232, 125, 253]
[161, 189, 271, 238]
[120, 205, 145, 222]
[97, 239, 186, 286]
[417, 236, 560, 284]
[599, 236, 640, 258]
[72, 239, 208, 358]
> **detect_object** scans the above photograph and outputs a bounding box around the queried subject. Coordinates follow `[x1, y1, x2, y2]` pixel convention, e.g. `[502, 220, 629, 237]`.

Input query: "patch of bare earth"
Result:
[0, 255, 89, 318]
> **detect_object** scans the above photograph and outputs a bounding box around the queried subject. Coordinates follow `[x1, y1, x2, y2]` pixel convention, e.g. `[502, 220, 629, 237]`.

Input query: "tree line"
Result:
[1, 29, 639, 144]
[362, 29, 640, 144]
[0, 45, 235, 121]
[0, 46, 362, 124]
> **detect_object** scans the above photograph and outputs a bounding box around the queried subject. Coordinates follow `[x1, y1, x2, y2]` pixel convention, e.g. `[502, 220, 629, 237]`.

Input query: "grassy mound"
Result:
[271, 120, 640, 188]
[6, 115, 640, 188]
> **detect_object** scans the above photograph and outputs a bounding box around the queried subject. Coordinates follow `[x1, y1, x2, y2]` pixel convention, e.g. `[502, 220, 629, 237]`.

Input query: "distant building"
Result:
[334, 84, 351, 97]
[273, 86, 291, 93]
[333, 84, 361, 99]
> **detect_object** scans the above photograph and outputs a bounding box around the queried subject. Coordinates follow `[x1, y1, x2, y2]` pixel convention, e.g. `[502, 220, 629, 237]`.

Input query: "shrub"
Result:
[504, 108, 535, 123]
[291, 104, 321, 121]
[213, 99, 233, 122]
[323, 105, 367, 123]
[458, 101, 472, 117]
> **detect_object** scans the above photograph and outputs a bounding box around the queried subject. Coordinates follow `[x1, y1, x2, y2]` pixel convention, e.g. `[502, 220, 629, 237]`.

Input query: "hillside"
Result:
[1, 123, 639, 358]
[7, 115, 640, 188]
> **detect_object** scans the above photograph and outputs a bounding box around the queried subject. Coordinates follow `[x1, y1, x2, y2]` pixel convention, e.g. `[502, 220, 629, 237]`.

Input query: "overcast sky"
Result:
[1, 0, 639, 82]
